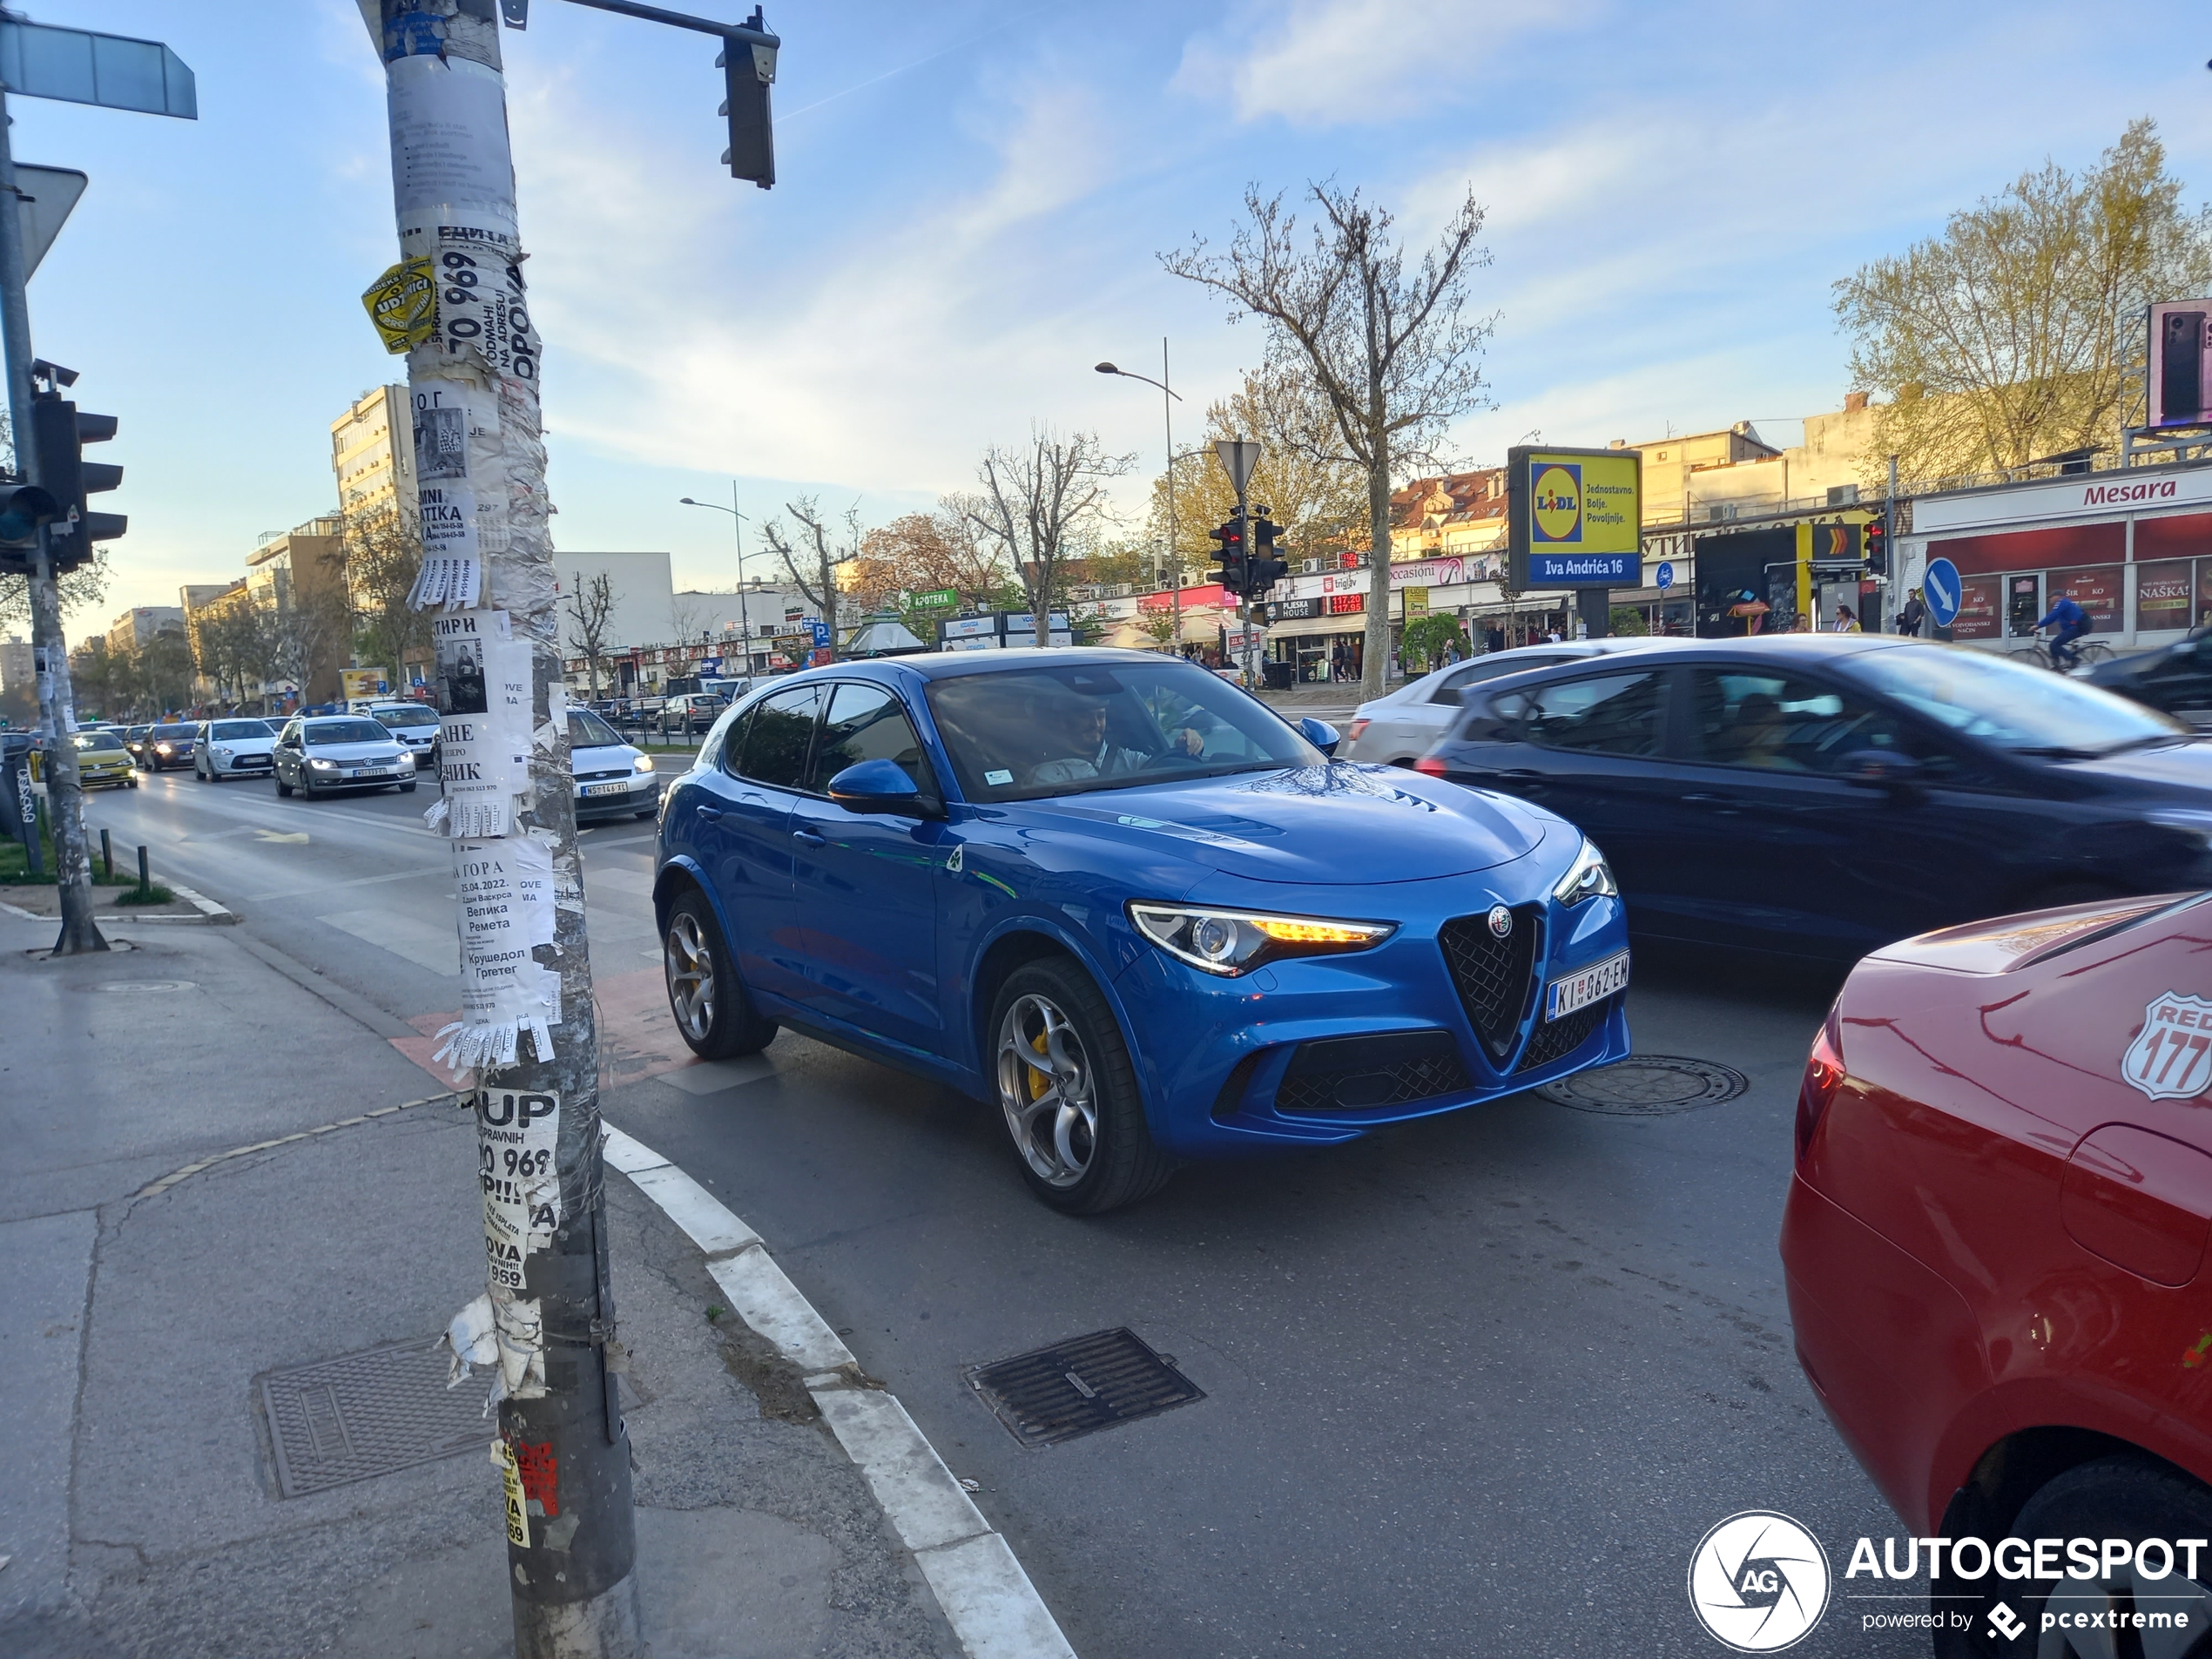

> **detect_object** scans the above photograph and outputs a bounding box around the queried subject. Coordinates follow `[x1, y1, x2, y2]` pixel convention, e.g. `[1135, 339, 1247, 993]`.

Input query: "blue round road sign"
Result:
[1922, 557, 1962, 627]
[1656, 561, 1674, 591]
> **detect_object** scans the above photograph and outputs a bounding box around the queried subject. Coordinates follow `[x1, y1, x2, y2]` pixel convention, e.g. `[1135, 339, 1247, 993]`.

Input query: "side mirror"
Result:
[827, 757, 935, 817]
[1298, 716, 1341, 758]
[1843, 749, 1924, 790]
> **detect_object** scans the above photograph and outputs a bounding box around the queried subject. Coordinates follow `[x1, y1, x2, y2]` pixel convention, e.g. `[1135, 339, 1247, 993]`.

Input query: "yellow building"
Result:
[331, 385, 415, 534]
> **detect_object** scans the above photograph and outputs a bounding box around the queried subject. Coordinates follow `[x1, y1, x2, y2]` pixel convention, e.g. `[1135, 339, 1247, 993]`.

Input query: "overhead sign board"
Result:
[0, 21, 197, 119]
[2148, 300, 2212, 428]
[1507, 445, 1641, 588]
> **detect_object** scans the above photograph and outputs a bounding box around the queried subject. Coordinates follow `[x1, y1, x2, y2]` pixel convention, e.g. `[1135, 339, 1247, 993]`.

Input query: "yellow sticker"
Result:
[361, 258, 437, 354]
[495, 1438, 529, 1547]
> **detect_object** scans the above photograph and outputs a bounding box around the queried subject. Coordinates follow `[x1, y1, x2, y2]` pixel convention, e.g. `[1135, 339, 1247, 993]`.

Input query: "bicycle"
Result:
[2006, 633, 2114, 671]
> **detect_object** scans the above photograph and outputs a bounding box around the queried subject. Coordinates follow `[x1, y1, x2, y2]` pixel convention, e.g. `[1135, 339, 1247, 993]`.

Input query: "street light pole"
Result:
[1096, 352, 1184, 655]
[679, 490, 751, 672]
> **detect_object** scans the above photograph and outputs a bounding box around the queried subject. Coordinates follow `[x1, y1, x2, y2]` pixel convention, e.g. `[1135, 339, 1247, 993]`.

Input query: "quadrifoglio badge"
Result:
[1690, 1515, 2210, 1650]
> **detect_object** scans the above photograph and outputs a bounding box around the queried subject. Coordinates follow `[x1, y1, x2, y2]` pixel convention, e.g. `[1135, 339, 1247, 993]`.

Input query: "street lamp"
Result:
[1097, 346, 1187, 653]
[679, 484, 753, 673]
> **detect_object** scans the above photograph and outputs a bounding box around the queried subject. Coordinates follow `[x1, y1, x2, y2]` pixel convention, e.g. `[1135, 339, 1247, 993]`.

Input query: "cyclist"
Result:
[2036, 589, 2090, 669]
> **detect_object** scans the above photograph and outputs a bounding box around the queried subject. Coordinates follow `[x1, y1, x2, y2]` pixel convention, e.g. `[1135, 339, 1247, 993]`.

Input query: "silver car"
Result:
[1342, 639, 1683, 765]
[271, 715, 419, 799]
[570, 705, 659, 822]
[192, 717, 278, 781]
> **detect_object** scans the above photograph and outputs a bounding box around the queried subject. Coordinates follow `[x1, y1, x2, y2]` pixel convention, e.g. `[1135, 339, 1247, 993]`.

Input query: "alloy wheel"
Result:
[664, 912, 716, 1041]
[996, 992, 1097, 1188]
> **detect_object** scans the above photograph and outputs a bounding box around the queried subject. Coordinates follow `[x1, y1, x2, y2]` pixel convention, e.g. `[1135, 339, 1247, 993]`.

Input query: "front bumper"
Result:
[80, 763, 135, 786]
[576, 773, 662, 819]
[1111, 867, 1631, 1157]
[208, 752, 274, 775]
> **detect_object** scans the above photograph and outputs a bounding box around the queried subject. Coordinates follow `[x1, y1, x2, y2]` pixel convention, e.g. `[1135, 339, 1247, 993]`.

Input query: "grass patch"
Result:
[0, 819, 138, 886]
[113, 883, 177, 906]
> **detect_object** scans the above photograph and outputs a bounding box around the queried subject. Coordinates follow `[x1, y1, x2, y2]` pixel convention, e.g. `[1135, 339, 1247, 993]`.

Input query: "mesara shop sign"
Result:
[1914, 465, 2212, 533]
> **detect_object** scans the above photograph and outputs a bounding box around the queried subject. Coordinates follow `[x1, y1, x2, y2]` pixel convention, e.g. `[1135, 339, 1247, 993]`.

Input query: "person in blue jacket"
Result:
[2037, 590, 2089, 668]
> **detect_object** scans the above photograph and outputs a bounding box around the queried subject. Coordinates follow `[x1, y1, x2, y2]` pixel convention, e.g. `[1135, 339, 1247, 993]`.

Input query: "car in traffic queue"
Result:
[138, 721, 201, 772]
[71, 727, 138, 788]
[1343, 638, 1684, 766]
[2083, 624, 2212, 731]
[121, 724, 153, 763]
[1781, 891, 2212, 1652]
[1414, 635, 2212, 962]
[270, 715, 419, 799]
[570, 705, 659, 822]
[367, 699, 442, 772]
[652, 649, 1632, 1213]
[655, 691, 729, 740]
[192, 718, 278, 782]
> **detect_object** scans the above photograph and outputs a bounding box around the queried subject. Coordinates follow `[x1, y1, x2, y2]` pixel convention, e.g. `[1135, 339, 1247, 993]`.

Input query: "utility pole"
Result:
[372, 3, 632, 1652]
[1214, 439, 1260, 687]
[1884, 452, 1899, 634]
[0, 92, 102, 954]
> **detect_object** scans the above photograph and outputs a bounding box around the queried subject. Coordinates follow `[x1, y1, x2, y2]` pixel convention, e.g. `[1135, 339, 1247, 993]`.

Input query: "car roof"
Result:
[872, 646, 1167, 681]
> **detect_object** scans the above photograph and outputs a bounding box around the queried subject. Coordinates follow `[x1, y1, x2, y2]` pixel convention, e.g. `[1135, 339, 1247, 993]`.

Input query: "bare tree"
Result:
[563, 570, 617, 698]
[340, 506, 431, 688]
[965, 427, 1135, 648]
[763, 496, 863, 660]
[1164, 182, 1496, 697]
[268, 583, 352, 708]
[0, 550, 107, 632]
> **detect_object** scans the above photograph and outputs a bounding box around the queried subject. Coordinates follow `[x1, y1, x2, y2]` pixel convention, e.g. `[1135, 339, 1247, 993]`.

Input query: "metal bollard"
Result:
[136, 844, 149, 897]
[100, 827, 112, 878]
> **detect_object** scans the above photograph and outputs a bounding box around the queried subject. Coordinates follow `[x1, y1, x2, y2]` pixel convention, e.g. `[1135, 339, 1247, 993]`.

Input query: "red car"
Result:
[1782, 892, 2212, 1653]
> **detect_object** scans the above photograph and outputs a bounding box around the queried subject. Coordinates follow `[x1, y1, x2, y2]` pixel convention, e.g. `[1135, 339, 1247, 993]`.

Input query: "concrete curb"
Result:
[601, 1123, 1076, 1659]
[0, 885, 237, 925]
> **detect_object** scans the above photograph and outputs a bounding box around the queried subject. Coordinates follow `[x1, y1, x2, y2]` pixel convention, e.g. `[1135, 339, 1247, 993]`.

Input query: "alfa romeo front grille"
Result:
[1516, 995, 1615, 1073]
[1438, 907, 1543, 1062]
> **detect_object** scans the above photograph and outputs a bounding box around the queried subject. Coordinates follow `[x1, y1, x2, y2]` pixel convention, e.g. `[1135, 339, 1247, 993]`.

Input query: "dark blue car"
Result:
[651, 650, 1631, 1211]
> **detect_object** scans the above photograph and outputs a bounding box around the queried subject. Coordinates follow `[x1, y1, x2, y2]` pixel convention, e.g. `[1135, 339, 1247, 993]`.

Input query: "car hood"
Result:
[2057, 738, 2212, 792]
[1008, 763, 1553, 885]
[575, 742, 642, 770]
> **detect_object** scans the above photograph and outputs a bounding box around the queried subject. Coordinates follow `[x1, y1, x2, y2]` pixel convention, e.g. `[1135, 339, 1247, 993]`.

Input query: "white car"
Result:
[570, 705, 659, 822]
[367, 699, 442, 772]
[271, 715, 418, 799]
[193, 718, 279, 781]
[1342, 639, 1683, 765]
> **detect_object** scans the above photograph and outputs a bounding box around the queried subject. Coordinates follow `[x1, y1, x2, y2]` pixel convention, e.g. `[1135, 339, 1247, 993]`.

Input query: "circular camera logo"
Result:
[1688, 1511, 1831, 1652]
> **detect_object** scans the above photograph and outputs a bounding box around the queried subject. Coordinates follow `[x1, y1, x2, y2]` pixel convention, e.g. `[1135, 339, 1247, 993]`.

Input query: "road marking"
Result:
[254, 830, 310, 844]
[601, 1123, 1076, 1659]
[319, 907, 459, 976]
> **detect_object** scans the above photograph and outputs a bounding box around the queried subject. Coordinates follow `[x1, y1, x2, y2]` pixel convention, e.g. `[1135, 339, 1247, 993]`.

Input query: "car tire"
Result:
[275, 773, 293, 798]
[634, 808, 657, 819]
[663, 887, 776, 1060]
[989, 958, 1172, 1215]
[399, 779, 417, 792]
[299, 771, 317, 800]
[1933, 1453, 2212, 1657]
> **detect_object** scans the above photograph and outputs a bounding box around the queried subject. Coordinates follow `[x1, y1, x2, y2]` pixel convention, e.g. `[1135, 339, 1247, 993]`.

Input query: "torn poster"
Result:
[435, 835, 560, 1072]
[496, 1436, 530, 1546]
[408, 384, 484, 609]
[475, 1084, 562, 1291]
[387, 53, 517, 233]
[433, 610, 532, 838]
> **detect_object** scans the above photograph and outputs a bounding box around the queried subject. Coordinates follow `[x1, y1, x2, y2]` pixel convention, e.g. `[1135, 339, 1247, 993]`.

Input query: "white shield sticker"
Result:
[2123, 992, 2212, 1102]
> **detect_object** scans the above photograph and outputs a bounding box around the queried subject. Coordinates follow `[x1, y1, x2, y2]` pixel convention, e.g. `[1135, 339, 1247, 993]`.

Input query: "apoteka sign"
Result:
[1689, 1511, 1831, 1652]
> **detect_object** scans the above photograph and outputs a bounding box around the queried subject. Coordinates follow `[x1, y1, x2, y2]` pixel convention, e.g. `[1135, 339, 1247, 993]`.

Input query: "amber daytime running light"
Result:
[1128, 903, 1397, 977]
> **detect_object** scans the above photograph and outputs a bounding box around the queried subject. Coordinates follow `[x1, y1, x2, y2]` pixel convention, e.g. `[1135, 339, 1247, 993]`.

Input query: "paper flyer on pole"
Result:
[434, 834, 560, 1074]
[431, 610, 532, 839]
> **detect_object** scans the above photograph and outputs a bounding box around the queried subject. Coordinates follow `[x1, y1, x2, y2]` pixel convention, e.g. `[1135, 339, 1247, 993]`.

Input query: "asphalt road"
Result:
[87, 764, 1925, 1658]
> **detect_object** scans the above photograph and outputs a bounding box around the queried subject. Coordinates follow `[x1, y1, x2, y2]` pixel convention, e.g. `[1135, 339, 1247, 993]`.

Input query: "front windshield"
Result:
[375, 705, 439, 729]
[303, 718, 393, 745]
[211, 720, 271, 740]
[151, 725, 197, 739]
[568, 709, 623, 747]
[925, 658, 1322, 802]
[1851, 644, 2188, 753]
[73, 732, 125, 751]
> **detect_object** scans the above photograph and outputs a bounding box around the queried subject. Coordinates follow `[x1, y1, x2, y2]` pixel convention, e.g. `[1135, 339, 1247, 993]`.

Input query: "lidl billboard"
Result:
[1507, 445, 1642, 588]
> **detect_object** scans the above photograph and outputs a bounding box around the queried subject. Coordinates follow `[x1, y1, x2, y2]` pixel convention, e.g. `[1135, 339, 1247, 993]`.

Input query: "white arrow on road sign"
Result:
[16, 166, 85, 280]
[1214, 439, 1260, 496]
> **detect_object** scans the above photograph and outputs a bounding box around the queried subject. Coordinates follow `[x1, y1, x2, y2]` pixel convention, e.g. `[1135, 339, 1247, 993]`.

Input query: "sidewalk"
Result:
[0, 914, 961, 1659]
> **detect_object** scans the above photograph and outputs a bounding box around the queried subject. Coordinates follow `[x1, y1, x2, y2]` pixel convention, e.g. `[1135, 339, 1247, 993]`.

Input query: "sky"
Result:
[16, 0, 2212, 623]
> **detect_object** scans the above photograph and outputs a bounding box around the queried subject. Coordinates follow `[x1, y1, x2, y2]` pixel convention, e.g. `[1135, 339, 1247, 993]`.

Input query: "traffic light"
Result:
[1210, 515, 1247, 597]
[1864, 518, 1888, 576]
[0, 482, 59, 572]
[715, 9, 779, 188]
[1247, 510, 1288, 597]
[31, 393, 123, 574]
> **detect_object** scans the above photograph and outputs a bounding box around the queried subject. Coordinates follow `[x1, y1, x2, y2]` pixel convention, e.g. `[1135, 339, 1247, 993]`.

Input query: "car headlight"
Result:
[632, 755, 655, 773]
[154, 742, 172, 753]
[1127, 902, 1396, 977]
[395, 752, 415, 769]
[212, 746, 232, 759]
[1552, 836, 1619, 907]
[309, 757, 337, 771]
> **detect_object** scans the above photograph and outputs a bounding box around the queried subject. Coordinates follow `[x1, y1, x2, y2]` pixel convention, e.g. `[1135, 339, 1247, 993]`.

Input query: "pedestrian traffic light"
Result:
[1247, 510, 1288, 597]
[1210, 516, 1247, 597]
[0, 482, 59, 570]
[31, 393, 123, 574]
[715, 9, 779, 188]
[1864, 518, 1888, 576]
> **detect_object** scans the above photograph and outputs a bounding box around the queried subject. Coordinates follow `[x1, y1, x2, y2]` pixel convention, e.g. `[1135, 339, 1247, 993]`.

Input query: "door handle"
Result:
[792, 827, 826, 846]
[694, 806, 724, 822]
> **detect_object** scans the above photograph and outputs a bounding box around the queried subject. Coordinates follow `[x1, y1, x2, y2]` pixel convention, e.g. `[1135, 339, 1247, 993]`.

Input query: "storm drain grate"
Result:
[1537, 1054, 1750, 1116]
[964, 1327, 1204, 1447]
[257, 1338, 489, 1498]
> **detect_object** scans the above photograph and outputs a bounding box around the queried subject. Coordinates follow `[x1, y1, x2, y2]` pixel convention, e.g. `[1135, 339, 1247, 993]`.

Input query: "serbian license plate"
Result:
[583, 781, 630, 797]
[1545, 950, 1630, 1022]
[351, 765, 392, 779]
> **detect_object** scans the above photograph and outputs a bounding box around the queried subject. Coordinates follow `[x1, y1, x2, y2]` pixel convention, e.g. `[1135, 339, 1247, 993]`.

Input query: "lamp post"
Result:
[1096, 344, 1186, 654]
[679, 485, 753, 673]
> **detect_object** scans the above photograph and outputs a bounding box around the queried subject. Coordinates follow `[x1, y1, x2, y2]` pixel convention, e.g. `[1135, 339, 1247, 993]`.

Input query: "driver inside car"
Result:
[1030, 699, 1150, 785]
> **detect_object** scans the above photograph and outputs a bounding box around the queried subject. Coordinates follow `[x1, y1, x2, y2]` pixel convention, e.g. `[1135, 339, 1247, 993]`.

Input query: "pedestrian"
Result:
[2036, 589, 2089, 669]
[1897, 588, 1926, 637]
[1830, 604, 1861, 634]
[1486, 626, 1504, 655]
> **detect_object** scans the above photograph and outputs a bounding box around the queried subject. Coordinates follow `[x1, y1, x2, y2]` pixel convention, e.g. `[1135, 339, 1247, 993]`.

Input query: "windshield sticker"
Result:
[2126, 992, 2212, 1101]
[984, 769, 1013, 785]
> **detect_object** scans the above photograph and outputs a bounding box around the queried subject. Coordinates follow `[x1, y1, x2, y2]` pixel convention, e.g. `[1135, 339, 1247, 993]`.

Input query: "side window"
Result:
[1684, 669, 1952, 778]
[731, 685, 820, 791]
[811, 684, 940, 802]
[1521, 671, 1665, 758]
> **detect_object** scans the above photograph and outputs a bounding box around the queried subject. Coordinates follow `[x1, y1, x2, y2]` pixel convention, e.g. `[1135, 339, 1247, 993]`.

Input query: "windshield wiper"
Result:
[2094, 732, 2196, 756]
[2013, 745, 2099, 760]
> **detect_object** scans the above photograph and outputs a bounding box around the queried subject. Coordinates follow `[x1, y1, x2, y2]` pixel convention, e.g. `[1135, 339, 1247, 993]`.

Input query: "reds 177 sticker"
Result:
[2125, 993, 2212, 1101]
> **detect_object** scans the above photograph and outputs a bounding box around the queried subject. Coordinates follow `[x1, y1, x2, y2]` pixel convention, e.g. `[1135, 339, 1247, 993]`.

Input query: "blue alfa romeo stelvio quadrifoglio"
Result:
[651, 649, 1630, 1212]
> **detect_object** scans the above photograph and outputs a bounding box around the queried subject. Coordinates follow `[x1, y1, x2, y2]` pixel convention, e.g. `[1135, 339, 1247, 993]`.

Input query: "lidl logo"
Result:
[1531, 463, 1582, 543]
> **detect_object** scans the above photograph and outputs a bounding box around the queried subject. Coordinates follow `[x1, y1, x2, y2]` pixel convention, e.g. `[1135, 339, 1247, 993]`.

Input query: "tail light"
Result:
[1796, 1010, 1845, 1169]
[1346, 718, 1371, 741]
[1414, 755, 1447, 777]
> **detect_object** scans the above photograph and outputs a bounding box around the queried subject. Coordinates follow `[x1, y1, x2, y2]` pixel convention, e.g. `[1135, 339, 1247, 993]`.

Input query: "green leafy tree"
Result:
[1399, 612, 1468, 673]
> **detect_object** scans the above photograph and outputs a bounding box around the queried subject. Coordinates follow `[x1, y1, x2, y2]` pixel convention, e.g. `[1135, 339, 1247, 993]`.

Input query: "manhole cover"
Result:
[965, 1327, 1204, 1447]
[1537, 1055, 1750, 1116]
[257, 1338, 489, 1498]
